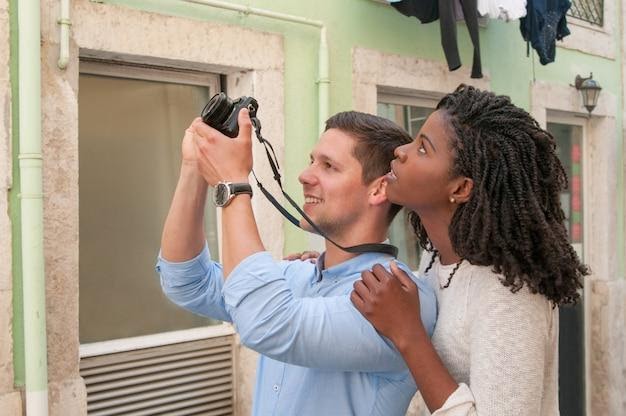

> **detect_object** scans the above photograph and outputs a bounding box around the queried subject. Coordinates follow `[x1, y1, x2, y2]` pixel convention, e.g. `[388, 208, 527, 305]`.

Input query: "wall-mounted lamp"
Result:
[573, 73, 602, 115]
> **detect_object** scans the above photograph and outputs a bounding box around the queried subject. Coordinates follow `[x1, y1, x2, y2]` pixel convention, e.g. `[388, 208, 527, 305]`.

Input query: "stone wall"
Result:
[589, 279, 626, 415]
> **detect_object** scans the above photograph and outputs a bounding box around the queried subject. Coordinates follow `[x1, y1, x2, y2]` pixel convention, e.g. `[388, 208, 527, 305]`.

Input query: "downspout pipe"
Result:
[18, 0, 49, 414]
[182, 0, 330, 134]
[57, 0, 71, 69]
[317, 27, 329, 135]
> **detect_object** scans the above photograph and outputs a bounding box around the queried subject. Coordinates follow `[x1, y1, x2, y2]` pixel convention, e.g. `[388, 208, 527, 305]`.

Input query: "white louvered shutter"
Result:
[80, 336, 234, 416]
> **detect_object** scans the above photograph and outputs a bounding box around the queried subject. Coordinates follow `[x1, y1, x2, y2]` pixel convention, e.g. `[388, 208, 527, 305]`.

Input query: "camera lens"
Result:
[201, 92, 233, 126]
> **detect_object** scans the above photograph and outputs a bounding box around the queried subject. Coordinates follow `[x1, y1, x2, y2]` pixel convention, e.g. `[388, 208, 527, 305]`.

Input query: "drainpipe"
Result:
[57, 0, 71, 69]
[18, 0, 49, 414]
[317, 27, 329, 135]
[182, 0, 330, 134]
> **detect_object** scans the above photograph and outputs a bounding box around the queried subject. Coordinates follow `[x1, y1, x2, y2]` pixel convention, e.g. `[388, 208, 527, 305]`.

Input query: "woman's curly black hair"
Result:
[410, 84, 588, 305]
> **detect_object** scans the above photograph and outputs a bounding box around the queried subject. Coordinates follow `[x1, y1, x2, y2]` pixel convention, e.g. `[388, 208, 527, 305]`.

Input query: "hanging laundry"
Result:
[520, 0, 571, 65]
[440, 0, 483, 78]
[478, 0, 527, 21]
[453, 0, 467, 21]
[389, 0, 438, 24]
[389, 0, 483, 78]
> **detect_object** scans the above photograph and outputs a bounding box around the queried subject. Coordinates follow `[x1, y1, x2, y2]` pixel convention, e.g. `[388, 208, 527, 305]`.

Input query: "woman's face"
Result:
[385, 110, 459, 213]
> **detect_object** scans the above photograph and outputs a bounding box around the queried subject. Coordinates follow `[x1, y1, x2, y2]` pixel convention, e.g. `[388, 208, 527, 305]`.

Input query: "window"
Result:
[548, 122, 585, 258]
[547, 120, 586, 416]
[78, 61, 221, 343]
[377, 94, 437, 270]
[568, 0, 604, 27]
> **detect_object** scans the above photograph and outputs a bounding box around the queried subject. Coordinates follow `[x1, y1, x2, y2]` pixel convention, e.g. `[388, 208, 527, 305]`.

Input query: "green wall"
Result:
[9, 0, 25, 387]
[17, 0, 625, 267]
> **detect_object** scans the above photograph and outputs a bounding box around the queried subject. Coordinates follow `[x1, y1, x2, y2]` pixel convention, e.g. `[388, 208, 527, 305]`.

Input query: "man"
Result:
[157, 107, 437, 415]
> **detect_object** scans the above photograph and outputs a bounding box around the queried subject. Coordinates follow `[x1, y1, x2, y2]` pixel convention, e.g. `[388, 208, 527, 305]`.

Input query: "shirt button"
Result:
[273, 384, 280, 392]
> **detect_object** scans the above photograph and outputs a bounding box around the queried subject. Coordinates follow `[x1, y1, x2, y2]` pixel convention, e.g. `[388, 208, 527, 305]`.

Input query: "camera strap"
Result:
[249, 117, 398, 258]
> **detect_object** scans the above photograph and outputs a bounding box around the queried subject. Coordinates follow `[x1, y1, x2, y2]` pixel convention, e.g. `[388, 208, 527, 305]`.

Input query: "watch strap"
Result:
[229, 182, 253, 195]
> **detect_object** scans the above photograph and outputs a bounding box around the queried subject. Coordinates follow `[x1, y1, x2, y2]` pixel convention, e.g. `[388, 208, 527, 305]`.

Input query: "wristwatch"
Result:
[213, 181, 253, 207]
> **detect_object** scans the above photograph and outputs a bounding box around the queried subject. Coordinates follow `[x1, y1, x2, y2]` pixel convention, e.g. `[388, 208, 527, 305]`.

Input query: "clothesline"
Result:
[387, 0, 573, 78]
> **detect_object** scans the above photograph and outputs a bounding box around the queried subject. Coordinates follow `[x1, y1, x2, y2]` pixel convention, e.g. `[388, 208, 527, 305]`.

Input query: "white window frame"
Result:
[79, 324, 236, 358]
[80, 59, 221, 89]
[78, 61, 227, 355]
[377, 92, 440, 109]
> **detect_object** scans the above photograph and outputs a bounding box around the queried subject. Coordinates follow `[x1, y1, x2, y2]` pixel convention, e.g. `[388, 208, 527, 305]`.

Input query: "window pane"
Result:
[378, 102, 434, 270]
[548, 123, 584, 258]
[79, 73, 219, 343]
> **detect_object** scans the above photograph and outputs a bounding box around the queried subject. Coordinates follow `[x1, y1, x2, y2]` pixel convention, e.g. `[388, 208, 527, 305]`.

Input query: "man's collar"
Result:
[315, 239, 393, 282]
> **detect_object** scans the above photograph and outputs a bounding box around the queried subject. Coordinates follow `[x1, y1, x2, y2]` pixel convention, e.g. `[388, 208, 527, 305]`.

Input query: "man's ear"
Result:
[450, 177, 474, 204]
[368, 177, 389, 206]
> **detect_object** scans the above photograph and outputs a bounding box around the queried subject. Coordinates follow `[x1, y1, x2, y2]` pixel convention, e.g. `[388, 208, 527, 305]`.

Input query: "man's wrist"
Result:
[180, 161, 201, 177]
[222, 193, 252, 207]
[179, 162, 208, 188]
[224, 175, 250, 183]
[214, 181, 253, 207]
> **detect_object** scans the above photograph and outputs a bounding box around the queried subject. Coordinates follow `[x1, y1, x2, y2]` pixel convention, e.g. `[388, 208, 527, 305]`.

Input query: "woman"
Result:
[351, 85, 587, 415]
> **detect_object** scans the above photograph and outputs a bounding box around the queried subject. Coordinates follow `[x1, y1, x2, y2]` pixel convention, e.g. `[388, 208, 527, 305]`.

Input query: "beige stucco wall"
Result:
[352, 47, 491, 115]
[0, 0, 22, 413]
[41, 0, 84, 413]
[40, 0, 286, 414]
[589, 279, 626, 415]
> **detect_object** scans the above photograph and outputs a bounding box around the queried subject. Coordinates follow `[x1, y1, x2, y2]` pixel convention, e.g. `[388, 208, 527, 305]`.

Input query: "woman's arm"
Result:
[351, 262, 458, 412]
[352, 262, 557, 415]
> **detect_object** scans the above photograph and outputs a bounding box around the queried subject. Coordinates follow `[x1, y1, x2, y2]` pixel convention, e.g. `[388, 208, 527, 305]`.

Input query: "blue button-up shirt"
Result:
[157, 245, 437, 416]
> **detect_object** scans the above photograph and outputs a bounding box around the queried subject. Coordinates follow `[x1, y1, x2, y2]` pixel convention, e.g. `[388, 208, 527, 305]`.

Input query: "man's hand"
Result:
[191, 108, 253, 185]
[181, 125, 198, 167]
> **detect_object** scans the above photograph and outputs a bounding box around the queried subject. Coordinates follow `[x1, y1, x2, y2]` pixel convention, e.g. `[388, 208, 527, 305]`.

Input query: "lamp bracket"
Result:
[574, 73, 593, 89]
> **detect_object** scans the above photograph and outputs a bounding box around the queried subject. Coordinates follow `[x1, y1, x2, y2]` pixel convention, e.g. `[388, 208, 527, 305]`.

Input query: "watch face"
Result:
[214, 183, 229, 206]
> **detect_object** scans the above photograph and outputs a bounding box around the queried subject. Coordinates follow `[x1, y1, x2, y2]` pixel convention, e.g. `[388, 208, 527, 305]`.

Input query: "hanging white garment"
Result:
[477, 0, 527, 21]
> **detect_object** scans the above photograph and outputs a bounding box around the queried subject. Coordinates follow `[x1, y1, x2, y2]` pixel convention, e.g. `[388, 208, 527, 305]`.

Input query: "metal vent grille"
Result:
[80, 336, 234, 416]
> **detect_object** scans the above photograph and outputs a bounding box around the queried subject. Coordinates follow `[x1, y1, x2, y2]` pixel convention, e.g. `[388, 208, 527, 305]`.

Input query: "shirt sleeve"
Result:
[433, 279, 555, 416]
[156, 244, 231, 322]
[222, 251, 437, 373]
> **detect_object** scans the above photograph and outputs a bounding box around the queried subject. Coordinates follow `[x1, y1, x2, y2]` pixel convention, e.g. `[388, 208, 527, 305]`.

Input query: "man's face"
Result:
[297, 128, 371, 239]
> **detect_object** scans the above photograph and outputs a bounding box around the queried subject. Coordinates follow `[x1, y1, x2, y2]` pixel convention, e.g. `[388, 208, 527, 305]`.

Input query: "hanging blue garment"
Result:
[520, 0, 571, 65]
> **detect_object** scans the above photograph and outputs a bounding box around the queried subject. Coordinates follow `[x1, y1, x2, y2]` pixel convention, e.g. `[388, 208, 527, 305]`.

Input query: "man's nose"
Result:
[298, 166, 317, 185]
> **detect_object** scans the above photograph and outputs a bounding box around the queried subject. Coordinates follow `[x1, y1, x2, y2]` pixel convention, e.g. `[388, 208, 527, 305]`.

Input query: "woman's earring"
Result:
[449, 197, 456, 204]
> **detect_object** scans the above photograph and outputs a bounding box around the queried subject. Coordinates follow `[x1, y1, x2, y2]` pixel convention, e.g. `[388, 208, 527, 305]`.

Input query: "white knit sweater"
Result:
[420, 254, 560, 416]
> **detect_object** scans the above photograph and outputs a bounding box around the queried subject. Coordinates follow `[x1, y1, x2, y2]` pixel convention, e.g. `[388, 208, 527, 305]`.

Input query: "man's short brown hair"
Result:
[325, 111, 412, 223]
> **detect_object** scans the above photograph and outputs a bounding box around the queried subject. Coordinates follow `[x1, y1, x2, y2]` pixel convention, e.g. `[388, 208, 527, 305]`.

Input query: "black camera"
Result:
[201, 92, 259, 138]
